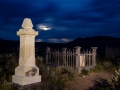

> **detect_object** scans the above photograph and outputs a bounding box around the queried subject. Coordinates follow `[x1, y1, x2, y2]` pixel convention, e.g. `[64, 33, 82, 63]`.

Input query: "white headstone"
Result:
[12, 18, 41, 85]
[80, 55, 85, 67]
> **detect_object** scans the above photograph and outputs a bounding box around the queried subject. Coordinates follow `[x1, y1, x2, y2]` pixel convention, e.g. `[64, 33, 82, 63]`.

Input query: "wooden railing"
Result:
[46, 46, 97, 69]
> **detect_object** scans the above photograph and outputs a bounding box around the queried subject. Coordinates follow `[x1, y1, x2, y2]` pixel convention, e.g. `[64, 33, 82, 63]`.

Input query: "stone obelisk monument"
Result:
[12, 18, 41, 85]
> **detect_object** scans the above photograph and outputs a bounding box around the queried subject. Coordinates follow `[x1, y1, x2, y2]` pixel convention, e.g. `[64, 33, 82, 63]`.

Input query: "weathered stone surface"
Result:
[12, 75, 41, 85]
[25, 67, 37, 76]
[12, 18, 41, 85]
[17, 18, 38, 36]
[15, 66, 39, 76]
[80, 55, 85, 67]
[19, 36, 36, 66]
[22, 18, 33, 29]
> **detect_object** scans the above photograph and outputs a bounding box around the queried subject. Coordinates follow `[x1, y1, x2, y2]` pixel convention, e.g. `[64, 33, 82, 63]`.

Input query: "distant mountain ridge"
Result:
[0, 36, 120, 55]
[68, 36, 120, 47]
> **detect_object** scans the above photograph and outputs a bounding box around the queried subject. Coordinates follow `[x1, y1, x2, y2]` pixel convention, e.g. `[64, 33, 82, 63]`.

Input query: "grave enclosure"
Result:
[46, 46, 97, 73]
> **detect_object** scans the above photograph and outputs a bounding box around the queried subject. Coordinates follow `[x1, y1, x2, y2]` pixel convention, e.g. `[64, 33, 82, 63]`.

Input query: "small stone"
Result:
[82, 75, 85, 77]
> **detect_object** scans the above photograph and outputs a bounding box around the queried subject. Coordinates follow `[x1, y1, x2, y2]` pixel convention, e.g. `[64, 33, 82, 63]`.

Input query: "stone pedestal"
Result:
[13, 82, 42, 90]
[12, 71, 41, 85]
[12, 18, 41, 85]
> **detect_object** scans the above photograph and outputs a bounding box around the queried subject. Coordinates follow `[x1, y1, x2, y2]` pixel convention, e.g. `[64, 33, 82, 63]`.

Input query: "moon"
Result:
[38, 24, 51, 30]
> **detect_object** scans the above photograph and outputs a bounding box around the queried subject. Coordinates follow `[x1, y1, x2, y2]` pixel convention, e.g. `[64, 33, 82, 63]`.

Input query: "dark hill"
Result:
[0, 36, 120, 55]
[0, 39, 19, 49]
[67, 36, 120, 55]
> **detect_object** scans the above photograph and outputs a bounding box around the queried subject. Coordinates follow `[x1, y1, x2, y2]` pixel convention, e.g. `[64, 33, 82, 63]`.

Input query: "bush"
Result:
[90, 59, 117, 73]
[0, 53, 18, 90]
[81, 68, 89, 75]
[68, 72, 75, 81]
[56, 78, 66, 90]
[102, 61, 116, 71]
[99, 87, 110, 90]
[90, 65, 103, 72]
[42, 67, 67, 90]
[0, 84, 13, 90]
[61, 67, 69, 74]
[107, 69, 120, 89]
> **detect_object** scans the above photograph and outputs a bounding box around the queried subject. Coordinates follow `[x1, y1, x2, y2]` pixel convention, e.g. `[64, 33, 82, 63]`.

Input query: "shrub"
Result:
[107, 69, 120, 89]
[68, 72, 75, 81]
[81, 68, 89, 75]
[0, 77, 13, 90]
[56, 78, 66, 90]
[55, 67, 64, 75]
[42, 67, 67, 90]
[102, 61, 116, 71]
[99, 87, 110, 90]
[61, 67, 69, 74]
[90, 65, 103, 72]
[0, 84, 13, 90]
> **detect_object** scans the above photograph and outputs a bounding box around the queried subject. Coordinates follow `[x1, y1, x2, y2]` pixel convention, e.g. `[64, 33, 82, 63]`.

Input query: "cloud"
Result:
[61, 38, 72, 42]
[37, 24, 52, 31]
[0, 0, 58, 19]
[48, 38, 60, 43]
[35, 39, 42, 42]
[0, 0, 120, 41]
[48, 38, 73, 43]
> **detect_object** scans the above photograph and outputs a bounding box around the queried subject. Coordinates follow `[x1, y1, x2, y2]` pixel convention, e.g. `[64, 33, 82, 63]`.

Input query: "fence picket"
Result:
[66, 50, 68, 67]
[46, 47, 97, 70]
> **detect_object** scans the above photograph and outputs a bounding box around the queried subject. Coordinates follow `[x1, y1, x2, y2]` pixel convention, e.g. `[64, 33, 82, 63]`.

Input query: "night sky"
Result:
[0, 0, 120, 43]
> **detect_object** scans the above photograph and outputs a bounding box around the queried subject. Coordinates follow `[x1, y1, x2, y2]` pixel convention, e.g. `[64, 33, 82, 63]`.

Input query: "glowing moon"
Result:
[37, 24, 51, 30]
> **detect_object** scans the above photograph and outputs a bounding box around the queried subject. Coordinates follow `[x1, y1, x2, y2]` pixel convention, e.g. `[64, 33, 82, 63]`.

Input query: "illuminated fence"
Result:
[46, 46, 97, 71]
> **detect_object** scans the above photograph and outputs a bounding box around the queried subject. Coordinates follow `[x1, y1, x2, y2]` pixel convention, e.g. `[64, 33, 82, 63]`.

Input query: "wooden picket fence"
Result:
[46, 46, 97, 72]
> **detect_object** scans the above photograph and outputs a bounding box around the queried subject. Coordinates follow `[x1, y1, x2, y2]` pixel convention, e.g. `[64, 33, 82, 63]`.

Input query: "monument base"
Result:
[12, 75, 41, 85]
[13, 82, 43, 90]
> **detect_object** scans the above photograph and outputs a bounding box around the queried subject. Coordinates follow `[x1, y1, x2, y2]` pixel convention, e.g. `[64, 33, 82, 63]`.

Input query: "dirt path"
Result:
[64, 71, 113, 90]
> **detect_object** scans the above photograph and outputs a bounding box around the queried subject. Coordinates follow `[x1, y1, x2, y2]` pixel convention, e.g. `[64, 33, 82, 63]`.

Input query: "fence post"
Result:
[46, 47, 51, 64]
[91, 47, 97, 66]
[74, 46, 81, 67]
[62, 48, 67, 66]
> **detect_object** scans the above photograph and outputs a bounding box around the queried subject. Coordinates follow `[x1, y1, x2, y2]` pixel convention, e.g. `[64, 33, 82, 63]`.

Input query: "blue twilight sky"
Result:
[0, 0, 120, 43]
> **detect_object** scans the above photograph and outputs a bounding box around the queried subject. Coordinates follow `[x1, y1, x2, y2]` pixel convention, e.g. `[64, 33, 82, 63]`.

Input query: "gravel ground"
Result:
[64, 71, 113, 90]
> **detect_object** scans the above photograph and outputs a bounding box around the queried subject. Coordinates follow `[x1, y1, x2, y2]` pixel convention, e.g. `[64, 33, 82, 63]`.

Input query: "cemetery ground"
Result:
[0, 50, 120, 90]
[64, 71, 112, 90]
